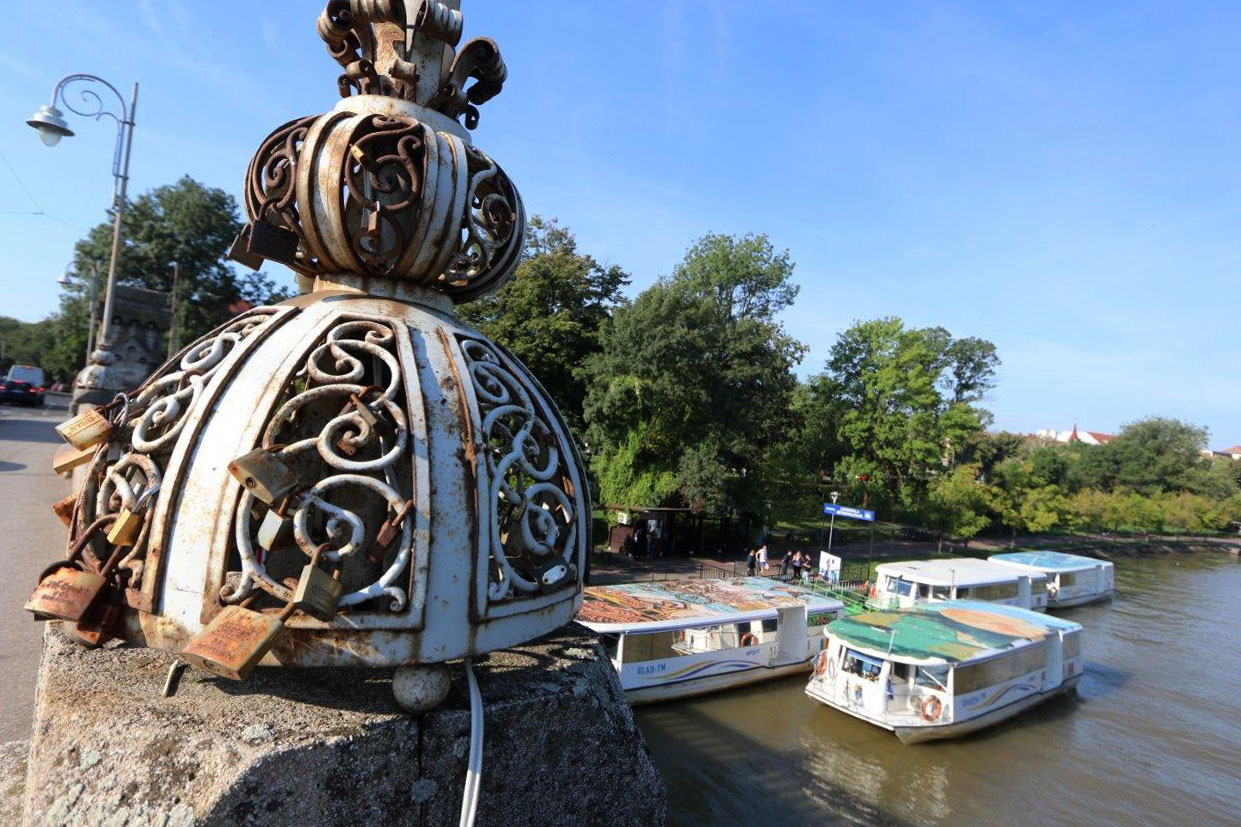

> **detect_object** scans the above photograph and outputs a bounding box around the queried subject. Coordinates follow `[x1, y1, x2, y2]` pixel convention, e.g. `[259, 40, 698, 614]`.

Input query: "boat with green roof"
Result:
[805, 600, 1083, 743]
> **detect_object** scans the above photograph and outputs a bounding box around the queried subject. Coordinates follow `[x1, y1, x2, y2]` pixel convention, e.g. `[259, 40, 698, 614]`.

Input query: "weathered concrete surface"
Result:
[0, 740, 28, 825]
[21, 623, 664, 826]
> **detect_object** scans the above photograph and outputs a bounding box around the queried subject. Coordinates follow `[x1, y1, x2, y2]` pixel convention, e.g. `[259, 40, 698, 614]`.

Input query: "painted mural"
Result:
[579, 577, 841, 628]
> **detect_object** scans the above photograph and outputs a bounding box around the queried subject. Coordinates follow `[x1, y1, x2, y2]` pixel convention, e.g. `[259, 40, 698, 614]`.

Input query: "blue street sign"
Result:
[822, 503, 875, 522]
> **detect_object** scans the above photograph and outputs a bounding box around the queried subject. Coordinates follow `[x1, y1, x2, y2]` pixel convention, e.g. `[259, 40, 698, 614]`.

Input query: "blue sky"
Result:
[0, 1, 1236, 447]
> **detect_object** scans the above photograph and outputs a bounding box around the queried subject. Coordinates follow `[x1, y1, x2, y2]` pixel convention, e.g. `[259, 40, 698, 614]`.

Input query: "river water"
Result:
[634, 553, 1241, 827]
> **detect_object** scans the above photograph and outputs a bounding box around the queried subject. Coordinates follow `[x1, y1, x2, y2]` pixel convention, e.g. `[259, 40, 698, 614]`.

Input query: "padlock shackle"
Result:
[67, 514, 119, 563]
[133, 483, 162, 514]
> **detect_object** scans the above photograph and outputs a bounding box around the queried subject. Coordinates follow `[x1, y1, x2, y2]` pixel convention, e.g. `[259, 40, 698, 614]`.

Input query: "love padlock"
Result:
[228, 445, 302, 506]
[105, 484, 161, 547]
[25, 520, 127, 623]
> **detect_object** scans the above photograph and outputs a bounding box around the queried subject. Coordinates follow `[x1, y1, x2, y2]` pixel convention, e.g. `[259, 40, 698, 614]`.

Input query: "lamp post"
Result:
[58, 263, 101, 365]
[28, 74, 138, 407]
[826, 490, 840, 561]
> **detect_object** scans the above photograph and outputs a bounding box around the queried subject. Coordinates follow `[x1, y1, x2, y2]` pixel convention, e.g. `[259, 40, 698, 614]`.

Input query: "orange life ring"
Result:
[814, 652, 828, 676]
[740, 632, 758, 647]
[920, 695, 943, 722]
[867, 582, 877, 599]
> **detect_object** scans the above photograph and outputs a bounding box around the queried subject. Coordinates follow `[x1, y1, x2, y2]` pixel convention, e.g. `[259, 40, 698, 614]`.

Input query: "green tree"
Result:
[925, 465, 993, 551]
[49, 176, 287, 377]
[584, 233, 803, 517]
[457, 217, 628, 432]
[1109, 417, 1209, 494]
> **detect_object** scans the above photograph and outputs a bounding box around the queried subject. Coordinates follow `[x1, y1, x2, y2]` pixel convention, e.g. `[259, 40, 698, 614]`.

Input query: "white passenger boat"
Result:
[805, 601, 1083, 743]
[988, 550, 1115, 608]
[577, 578, 846, 705]
[871, 558, 1048, 611]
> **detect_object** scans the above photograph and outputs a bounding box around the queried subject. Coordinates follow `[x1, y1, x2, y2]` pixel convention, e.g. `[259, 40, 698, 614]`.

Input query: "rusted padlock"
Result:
[246, 217, 300, 267]
[228, 445, 301, 506]
[366, 499, 414, 565]
[105, 484, 161, 547]
[52, 443, 98, 475]
[291, 544, 343, 622]
[181, 588, 313, 681]
[55, 406, 116, 450]
[226, 223, 264, 271]
[73, 597, 124, 649]
[25, 518, 125, 623]
[51, 493, 77, 528]
[536, 560, 573, 592]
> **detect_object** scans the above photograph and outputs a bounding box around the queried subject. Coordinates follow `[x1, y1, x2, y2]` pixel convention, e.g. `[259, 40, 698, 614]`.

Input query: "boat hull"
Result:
[1047, 589, 1115, 609]
[626, 659, 812, 705]
[806, 674, 1082, 743]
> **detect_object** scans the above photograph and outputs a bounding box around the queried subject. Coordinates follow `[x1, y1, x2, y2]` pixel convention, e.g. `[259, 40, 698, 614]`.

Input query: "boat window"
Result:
[971, 582, 1019, 601]
[842, 649, 884, 682]
[891, 662, 912, 682]
[955, 587, 970, 599]
[887, 578, 912, 597]
[953, 643, 1047, 694]
[930, 585, 950, 600]
[917, 584, 930, 599]
[761, 618, 778, 633]
[1059, 572, 1079, 588]
[808, 611, 835, 628]
[598, 634, 620, 660]
[621, 631, 677, 663]
[915, 665, 949, 691]
[1063, 633, 1080, 660]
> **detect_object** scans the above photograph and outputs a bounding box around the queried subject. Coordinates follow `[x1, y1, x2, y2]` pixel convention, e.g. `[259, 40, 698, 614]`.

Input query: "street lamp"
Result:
[27, 74, 138, 406]
[58, 264, 101, 364]
[826, 489, 841, 562]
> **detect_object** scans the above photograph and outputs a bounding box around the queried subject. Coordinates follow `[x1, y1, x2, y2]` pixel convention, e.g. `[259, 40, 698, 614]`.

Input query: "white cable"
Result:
[459, 658, 484, 827]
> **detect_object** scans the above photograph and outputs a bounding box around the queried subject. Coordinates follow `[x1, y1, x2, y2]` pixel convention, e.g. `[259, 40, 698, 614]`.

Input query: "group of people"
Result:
[745, 544, 814, 584]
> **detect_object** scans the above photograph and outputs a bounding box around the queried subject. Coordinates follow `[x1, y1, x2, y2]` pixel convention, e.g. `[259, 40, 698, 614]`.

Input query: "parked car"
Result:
[0, 378, 45, 407]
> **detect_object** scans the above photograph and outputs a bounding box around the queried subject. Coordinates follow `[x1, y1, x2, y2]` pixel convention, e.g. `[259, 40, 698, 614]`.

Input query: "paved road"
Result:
[0, 405, 70, 742]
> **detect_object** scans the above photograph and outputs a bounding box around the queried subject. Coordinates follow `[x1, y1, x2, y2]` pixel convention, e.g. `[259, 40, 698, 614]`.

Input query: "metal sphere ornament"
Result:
[31, 0, 589, 686]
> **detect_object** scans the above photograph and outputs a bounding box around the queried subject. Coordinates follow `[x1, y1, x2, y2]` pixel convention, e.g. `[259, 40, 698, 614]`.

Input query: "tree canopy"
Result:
[457, 216, 628, 432]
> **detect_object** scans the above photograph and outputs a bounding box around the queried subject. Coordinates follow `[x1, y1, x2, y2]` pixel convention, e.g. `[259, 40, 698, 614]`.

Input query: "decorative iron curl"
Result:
[459, 338, 578, 602]
[441, 146, 524, 301]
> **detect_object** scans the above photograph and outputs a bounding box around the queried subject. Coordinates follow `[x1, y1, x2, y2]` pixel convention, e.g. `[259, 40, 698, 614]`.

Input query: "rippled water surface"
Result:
[634, 553, 1241, 827]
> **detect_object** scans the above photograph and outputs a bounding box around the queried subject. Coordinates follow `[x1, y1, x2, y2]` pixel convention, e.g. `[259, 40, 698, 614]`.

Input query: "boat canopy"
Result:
[989, 550, 1110, 573]
[577, 577, 845, 634]
[875, 558, 1047, 587]
[826, 600, 1082, 665]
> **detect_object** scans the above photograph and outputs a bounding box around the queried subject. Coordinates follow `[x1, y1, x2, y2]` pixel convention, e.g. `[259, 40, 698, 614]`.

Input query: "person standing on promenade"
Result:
[791, 550, 803, 582]
[746, 548, 758, 577]
[781, 550, 793, 579]
[757, 544, 769, 573]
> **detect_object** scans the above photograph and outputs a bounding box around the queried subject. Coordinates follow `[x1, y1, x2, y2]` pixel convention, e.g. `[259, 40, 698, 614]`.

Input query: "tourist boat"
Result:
[870, 558, 1048, 612]
[577, 577, 846, 704]
[988, 550, 1115, 608]
[804, 601, 1084, 743]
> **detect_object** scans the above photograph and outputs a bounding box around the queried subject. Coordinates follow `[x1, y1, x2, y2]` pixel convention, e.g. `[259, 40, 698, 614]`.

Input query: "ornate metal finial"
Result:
[318, 0, 506, 131]
[228, 0, 524, 302]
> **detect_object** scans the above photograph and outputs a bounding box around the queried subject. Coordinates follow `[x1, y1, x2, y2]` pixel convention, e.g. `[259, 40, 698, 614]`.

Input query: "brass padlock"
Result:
[257, 495, 298, 552]
[52, 443, 97, 474]
[105, 485, 161, 547]
[180, 604, 290, 680]
[55, 406, 115, 450]
[51, 493, 77, 527]
[228, 446, 300, 506]
[291, 545, 342, 622]
[366, 499, 414, 565]
[226, 223, 264, 271]
[247, 217, 300, 266]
